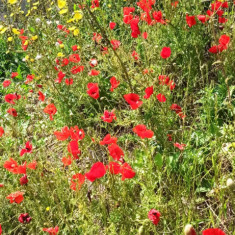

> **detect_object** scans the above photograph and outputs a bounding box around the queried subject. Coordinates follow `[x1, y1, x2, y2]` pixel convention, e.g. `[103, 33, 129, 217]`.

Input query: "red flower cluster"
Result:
[209, 35, 230, 54]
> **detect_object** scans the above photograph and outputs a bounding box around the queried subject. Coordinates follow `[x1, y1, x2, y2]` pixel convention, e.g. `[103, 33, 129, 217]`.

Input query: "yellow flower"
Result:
[59, 44, 64, 48]
[68, 26, 75, 31]
[67, 18, 74, 23]
[108, 4, 111, 8]
[8, 0, 17, 4]
[59, 8, 68, 14]
[74, 11, 83, 20]
[25, 55, 29, 61]
[57, 52, 64, 57]
[30, 58, 35, 62]
[8, 37, 13, 42]
[73, 29, 79, 36]
[24, 40, 29, 46]
[58, 0, 66, 9]
[0, 27, 8, 34]
[46, 207, 50, 211]
[31, 35, 38, 41]
[12, 28, 20, 35]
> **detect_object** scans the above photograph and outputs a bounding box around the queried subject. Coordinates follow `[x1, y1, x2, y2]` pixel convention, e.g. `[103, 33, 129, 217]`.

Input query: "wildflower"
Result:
[71, 65, 84, 74]
[110, 39, 121, 50]
[100, 134, 117, 145]
[65, 78, 73, 85]
[0, 127, 4, 137]
[130, 17, 141, 38]
[160, 47, 171, 59]
[5, 94, 17, 104]
[27, 161, 37, 170]
[174, 142, 186, 150]
[101, 110, 116, 123]
[42, 226, 59, 235]
[7, 108, 17, 117]
[88, 70, 100, 76]
[133, 125, 154, 139]
[25, 74, 34, 84]
[184, 224, 196, 235]
[121, 163, 135, 180]
[38, 91, 45, 101]
[108, 144, 124, 162]
[87, 83, 99, 99]
[110, 76, 120, 92]
[109, 22, 116, 30]
[186, 15, 197, 27]
[11, 72, 18, 78]
[197, 15, 209, 24]
[2, 80, 11, 87]
[54, 126, 70, 141]
[70, 173, 85, 190]
[44, 104, 57, 121]
[143, 86, 153, 99]
[62, 156, 72, 166]
[67, 141, 81, 159]
[18, 213, 32, 224]
[107, 162, 121, 175]
[69, 54, 80, 63]
[0, 224, 2, 234]
[4, 158, 18, 174]
[148, 209, 161, 225]
[85, 162, 106, 182]
[91, 0, 99, 8]
[124, 93, 143, 110]
[70, 126, 85, 141]
[90, 58, 98, 67]
[156, 93, 166, 102]
[72, 45, 78, 51]
[8, 0, 17, 4]
[202, 228, 226, 235]
[6, 191, 24, 204]
[142, 32, 148, 39]
[20, 175, 28, 185]
[132, 51, 139, 60]
[20, 141, 33, 156]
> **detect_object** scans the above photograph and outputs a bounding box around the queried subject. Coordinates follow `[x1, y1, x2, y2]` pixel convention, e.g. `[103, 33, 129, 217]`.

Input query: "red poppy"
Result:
[124, 93, 143, 110]
[0, 224, 2, 234]
[11, 72, 18, 78]
[27, 161, 37, 170]
[142, 32, 148, 39]
[87, 83, 99, 99]
[218, 17, 228, 24]
[4, 158, 18, 174]
[38, 91, 45, 101]
[69, 54, 80, 63]
[216, 10, 224, 16]
[110, 39, 121, 50]
[174, 142, 186, 150]
[108, 144, 124, 162]
[167, 134, 172, 141]
[152, 11, 164, 23]
[171, 1, 179, 7]
[148, 209, 161, 225]
[72, 45, 78, 51]
[0, 127, 4, 137]
[109, 22, 116, 30]
[54, 126, 70, 141]
[90, 58, 98, 67]
[121, 163, 135, 180]
[3, 80, 11, 87]
[70, 173, 85, 190]
[133, 124, 154, 139]
[92, 32, 102, 43]
[55, 71, 65, 83]
[132, 51, 139, 60]
[20, 141, 33, 156]
[107, 162, 121, 175]
[44, 103, 57, 121]
[7, 108, 17, 117]
[130, 17, 141, 38]
[101, 110, 116, 123]
[207, 10, 213, 17]
[18, 213, 32, 224]
[17, 162, 27, 174]
[123, 7, 135, 16]
[100, 134, 117, 145]
[85, 162, 106, 182]
[156, 93, 166, 102]
[61, 58, 69, 67]
[25, 74, 34, 84]
[67, 141, 81, 159]
[219, 35, 230, 49]
[160, 47, 171, 59]
[20, 175, 28, 185]
[62, 156, 72, 167]
[70, 126, 85, 141]
[222, 2, 228, 8]
[71, 65, 84, 74]
[209, 45, 219, 54]
[202, 228, 226, 235]
[110, 76, 120, 92]
[88, 69, 100, 76]
[42, 226, 59, 235]
[91, 0, 99, 8]
[143, 86, 153, 99]
[65, 78, 73, 85]
[197, 15, 209, 23]
[186, 15, 197, 27]
[5, 94, 17, 104]
[6, 191, 24, 204]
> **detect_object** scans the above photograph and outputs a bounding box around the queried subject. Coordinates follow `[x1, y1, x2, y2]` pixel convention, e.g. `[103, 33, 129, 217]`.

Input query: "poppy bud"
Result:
[226, 178, 234, 189]
[20, 175, 28, 185]
[18, 213, 32, 224]
[184, 224, 196, 235]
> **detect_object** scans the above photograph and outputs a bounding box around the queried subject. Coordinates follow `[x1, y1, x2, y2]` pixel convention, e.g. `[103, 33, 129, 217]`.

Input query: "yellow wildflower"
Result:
[8, 37, 13, 42]
[58, 0, 66, 9]
[8, 0, 17, 4]
[59, 8, 68, 14]
[12, 28, 20, 35]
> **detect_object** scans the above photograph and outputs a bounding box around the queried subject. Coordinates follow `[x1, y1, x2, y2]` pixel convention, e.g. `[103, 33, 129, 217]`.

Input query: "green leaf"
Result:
[154, 153, 163, 168]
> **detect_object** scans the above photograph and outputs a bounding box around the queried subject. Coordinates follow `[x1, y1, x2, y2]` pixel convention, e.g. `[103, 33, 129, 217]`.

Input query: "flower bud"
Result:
[184, 224, 197, 235]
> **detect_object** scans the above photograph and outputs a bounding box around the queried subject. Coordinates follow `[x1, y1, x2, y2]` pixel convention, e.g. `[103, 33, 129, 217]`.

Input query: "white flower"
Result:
[35, 54, 42, 60]
[46, 20, 52, 25]
[35, 18, 41, 23]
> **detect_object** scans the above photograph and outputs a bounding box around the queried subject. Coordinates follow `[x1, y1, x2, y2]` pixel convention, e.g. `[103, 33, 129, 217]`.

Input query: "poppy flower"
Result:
[168, 80, 176, 90]
[17, 162, 27, 174]
[65, 78, 73, 85]
[62, 156, 72, 167]
[110, 39, 121, 50]
[132, 51, 139, 60]
[222, 2, 228, 8]
[121, 163, 135, 180]
[70, 173, 85, 191]
[167, 134, 172, 141]
[90, 58, 98, 67]
[55, 71, 65, 84]
[27, 161, 37, 170]
[152, 11, 163, 22]
[123, 14, 134, 24]
[18, 213, 32, 224]
[148, 209, 161, 225]
[92, 32, 102, 43]
[11, 72, 18, 78]
[5, 94, 17, 104]
[70, 126, 85, 141]
[100, 134, 117, 145]
[109, 22, 116, 30]
[0, 224, 2, 234]
[110, 76, 120, 92]
[25, 74, 34, 84]
[3, 80, 11, 87]
[174, 142, 186, 150]
[202, 228, 226, 235]
[207, 10, 213, 17]
[6, 191, 24, 204]
[143, 86, 153, 99]
[71, 65, 84, 74]
[7, 108, 17, 117]
[42, 226, 59, 235]
[133, 124, 154, 139]
[72, 45, 78, 51]
[107, 162, 121, 175]
[124, 93, 143, 110]
[69, 54, 80, 63]
[20, 175, 28, 185]
[38, 91, 45, 101]
[209, 45, 219, 54]
[85, 162, 106, 182]
[160, 47, 171, 59]
[108, 144, 124, 162]
[156, 93, 166, 102]
[197, 15, 208, 24]
[87, 83, 99, 99]
[4, 158, 18, 174]
[186, 15, 197, 27]
[216, 10, 224, 17]
[44, 103, 57, 121]
[0, 127, 4, 137]
[91, 0, 99, 8]
[123, 7, 135, 16]
[171, 1, 179, 7]
[67, 141, 81, 159]
[101, 110, 117, 123]
[20, 141, 33, 156]
[219, 35, 230, 48]
[218, 17, 228, 24]
[88, 69, 100, 76]
[54, 126, 70, 141]
[142, 32, 148, 39]
[130, 17, 141, 38]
